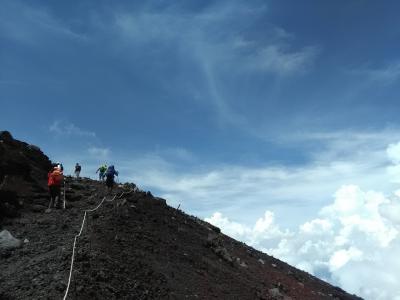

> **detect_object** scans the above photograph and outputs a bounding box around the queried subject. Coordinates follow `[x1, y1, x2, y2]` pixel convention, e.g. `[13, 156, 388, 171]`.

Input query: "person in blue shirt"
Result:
[105, 165, 118, 192]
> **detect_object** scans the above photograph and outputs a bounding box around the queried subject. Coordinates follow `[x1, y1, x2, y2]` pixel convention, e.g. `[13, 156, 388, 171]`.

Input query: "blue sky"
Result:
[2, 1, 400, 298]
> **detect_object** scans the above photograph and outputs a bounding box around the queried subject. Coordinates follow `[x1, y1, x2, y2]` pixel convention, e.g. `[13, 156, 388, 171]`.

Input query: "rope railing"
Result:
[62, 195, 110, 300]
[62, 187, 135, 300]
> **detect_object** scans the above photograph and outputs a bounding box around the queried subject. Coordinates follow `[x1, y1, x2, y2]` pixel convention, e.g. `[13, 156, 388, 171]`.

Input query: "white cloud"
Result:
[329, 247, 363, 271]
[49, 121, 96, 138]
[387, 141, 400, 164]
[249, 45, 318, 75]
[125, 130, 398, 229]
[205, 184, 400, 300]
[205, 210, 291, 250]
[199, 138, 400, 300]
[87, 147, 110, 159]
[365, 62, 400, 85]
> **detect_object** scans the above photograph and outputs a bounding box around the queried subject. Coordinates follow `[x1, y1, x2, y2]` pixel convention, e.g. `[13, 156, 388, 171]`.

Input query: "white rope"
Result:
[118, 190, 134, 199]
[62, 189, 133, 300]
[63, 196, 107, 300]
[105, 189, 134, 202]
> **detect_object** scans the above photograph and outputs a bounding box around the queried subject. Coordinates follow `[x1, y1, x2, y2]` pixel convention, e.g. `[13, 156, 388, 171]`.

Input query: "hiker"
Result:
[96, 164, 107, 181]
[74, 163, 81, 179]
[56, 162, 64, 172]
[105, 165, 118, 192]
[47, 165, 64, 209]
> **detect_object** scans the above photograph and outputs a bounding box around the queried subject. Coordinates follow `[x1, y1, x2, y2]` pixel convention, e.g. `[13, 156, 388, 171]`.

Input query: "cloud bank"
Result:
[203, 141, 400, 300]
[206, 184, 400, 300]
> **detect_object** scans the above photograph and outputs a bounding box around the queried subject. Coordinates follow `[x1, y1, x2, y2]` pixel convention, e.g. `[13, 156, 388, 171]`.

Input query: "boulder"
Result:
[0, 230, 22, 250]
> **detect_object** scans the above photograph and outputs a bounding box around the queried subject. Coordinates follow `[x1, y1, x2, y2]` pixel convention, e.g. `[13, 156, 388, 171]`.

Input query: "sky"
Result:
[1, 0, 400, 298]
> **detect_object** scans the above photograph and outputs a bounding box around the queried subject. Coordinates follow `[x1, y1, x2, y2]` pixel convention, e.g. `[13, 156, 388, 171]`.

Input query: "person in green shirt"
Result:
[96, 164, 107, 181]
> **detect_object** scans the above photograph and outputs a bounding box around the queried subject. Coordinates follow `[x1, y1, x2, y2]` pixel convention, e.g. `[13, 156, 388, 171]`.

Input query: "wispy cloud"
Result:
[249, 45, 318, 75]
[351, 61, 400, 85]
[119, 129, 399, 227]
[0, 0, 86, 45]
[109, 2, 319, 127]
[49, 121, 96, 138]
[87, 147, 110, 159]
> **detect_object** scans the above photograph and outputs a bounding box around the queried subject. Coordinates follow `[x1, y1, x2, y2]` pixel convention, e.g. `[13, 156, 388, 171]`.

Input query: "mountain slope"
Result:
[0, 132, 362, 299]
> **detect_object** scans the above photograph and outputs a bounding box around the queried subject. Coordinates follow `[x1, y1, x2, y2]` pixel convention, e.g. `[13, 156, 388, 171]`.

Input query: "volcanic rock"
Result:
[0, 230, 22, 250]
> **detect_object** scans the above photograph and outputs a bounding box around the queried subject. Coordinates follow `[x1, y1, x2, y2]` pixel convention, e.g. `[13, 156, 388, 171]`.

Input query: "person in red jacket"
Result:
[47, 166, 64, 209]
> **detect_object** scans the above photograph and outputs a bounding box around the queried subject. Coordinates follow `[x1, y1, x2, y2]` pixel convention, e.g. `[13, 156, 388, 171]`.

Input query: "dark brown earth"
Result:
[0, 132, 363, 300]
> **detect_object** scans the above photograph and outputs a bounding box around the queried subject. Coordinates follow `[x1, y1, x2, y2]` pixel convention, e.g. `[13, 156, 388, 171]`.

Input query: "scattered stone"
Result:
[269, 288, 282, 298]
[55, 282, 66, 292]
[69, 183, 85, 190]
[214, 246, 233, 263]
[118, 199, 127, 207]
[258, 258, 265, 265]
[32, 205, 45, 213]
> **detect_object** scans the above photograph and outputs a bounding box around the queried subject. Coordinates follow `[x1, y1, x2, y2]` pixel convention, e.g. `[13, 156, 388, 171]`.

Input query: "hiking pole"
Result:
[47, 197, 53, 210]
[63, 179, 66, 209]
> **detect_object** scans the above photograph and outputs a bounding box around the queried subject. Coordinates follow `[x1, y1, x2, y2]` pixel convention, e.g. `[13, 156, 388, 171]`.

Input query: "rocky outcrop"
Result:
[0, 131, 52, 225]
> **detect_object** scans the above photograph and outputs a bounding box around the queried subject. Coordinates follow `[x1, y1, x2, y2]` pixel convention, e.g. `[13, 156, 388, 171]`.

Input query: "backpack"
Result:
[52, 170, 64, 186]
[105, 168, 113, 178]
[105, 166, 118, 178]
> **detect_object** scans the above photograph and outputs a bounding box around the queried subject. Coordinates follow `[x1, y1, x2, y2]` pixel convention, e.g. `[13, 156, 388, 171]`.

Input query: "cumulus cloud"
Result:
[387, 141, 400, 164]
[202, 142, 400, 300]
[206, 184, 400, 299]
